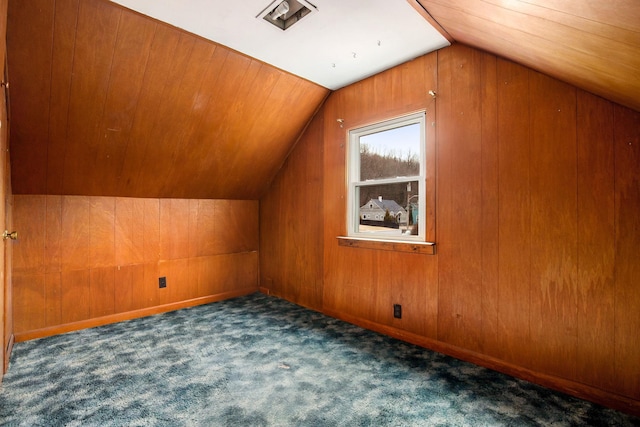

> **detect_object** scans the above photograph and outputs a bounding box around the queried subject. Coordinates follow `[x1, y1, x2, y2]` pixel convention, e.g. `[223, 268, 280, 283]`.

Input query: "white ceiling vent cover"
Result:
[257, 0, 318, 31]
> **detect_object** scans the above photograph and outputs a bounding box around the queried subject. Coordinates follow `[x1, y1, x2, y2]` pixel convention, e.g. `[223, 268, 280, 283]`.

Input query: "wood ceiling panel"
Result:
[92, 10, 157, 196]
[416, 0, 640, 112]
[7, 0, 329, 199]
[47, 0, 80, 195]
[7, 0, 54, 193]
[117, 23, 183, 196]
[61, 0, 121, 195]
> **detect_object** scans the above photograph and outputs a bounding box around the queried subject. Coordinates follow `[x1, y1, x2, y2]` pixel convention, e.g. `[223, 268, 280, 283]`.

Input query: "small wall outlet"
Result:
[393, 304, 402, 319]
[159, 277, 167, 288]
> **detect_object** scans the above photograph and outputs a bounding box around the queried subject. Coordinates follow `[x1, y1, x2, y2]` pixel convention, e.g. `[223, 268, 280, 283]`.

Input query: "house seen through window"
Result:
[347, 111, 426, 241]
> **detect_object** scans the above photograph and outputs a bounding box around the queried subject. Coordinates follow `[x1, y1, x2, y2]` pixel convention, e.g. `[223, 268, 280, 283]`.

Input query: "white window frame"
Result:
[347, 111, 426, 242]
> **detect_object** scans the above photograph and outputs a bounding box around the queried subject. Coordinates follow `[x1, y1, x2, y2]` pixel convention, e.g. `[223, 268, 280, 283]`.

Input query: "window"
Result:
[347, 111, 426, 242]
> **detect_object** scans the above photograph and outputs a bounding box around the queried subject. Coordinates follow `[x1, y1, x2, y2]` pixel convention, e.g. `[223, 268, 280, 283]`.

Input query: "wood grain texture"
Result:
[479, 52, 500, 357]
[60, 269, 90, 324]
[11, 196, 260, 334]
[115, 197, 145, 266]
[12, 195, 46, 275]
[44, 273, 62, 327]
[436, 44, 484, 352]
[258, 108, 325, 311]
[613, 105, 640, 400]
[528, 71, 578, 379]
[89, 197, 115, 268]
[6, 0, 54, 193]
[495, 59, 531, 368]
[575, 90, 616, 391]
[0, 0, 11, 375]
[6, 0, 329, 199]
[260, 43, 640, 409]
[415, 0, 640, 112]
[44, 196, 63, 273]
[321, 53, 439, 333]
[12, 274, 45, 334]
[60, 196, 90, 271]
[89, 267, 115, 317]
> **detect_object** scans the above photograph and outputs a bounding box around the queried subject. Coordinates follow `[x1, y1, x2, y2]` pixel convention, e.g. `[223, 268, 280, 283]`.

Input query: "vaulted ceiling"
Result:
[414, 0, 640, 116]
[6, 0, 639, 199]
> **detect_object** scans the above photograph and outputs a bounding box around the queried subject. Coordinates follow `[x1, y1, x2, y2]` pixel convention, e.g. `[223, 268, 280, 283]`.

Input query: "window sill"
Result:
[337, 236, 436, 255]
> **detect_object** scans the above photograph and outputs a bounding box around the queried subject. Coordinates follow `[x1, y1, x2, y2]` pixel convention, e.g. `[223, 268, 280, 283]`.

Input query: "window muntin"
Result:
[348, 112, 426, 241]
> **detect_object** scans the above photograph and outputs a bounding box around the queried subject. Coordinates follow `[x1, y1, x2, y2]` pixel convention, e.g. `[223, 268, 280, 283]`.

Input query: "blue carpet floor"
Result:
[0, 293, 638, 426]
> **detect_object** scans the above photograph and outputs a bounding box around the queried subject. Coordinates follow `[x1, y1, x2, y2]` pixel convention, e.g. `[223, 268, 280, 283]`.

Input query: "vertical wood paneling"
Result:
[62, 0, 120, 194]
[193, 199, 216, 257]
[143, 198, 160, 263]
[90, 267, 115, 317]
[146, 37, 214, 196]
[141, 262, 159, 309]
[480, 52, 500, 355]
[115, 197, 145, 266]
[89, 197, 115, 268]
[129, 32, 197, 195]
[159, 199, 190, 260]
[13, 274, 45, 333]
[93, 12, 156, 195]
[118, 24, 182, 195]
[12, 195, 258, 335]
[158, 259, 191, 305]
[46, 0, 79, 194]
[190, 256, 215, 298]
[60, 269, 90, 323]
[613, 105, 640, 400]
[436, 45, 484, 351]
[7, 0, 53, 193]
[60, 196, 90, 271]
[528, 72, 578, 379]
[575, 90, 615, 390]
[165, 46, 230, 193]
[44, 272, 62, 327]
[214, 200, 259, 255]
[187, 199, 200, 258]
[495, 59, 531, 367]
[44, 195, 63, 273]
[13, 195, 45, 274]
[188, 52, 252, 192]
[7, 0, 328, 199]
[320, 55, 441, 334]
[219, 252, 258, 292]
[260, 44, 640, 410]
[114, 264, 143, 312]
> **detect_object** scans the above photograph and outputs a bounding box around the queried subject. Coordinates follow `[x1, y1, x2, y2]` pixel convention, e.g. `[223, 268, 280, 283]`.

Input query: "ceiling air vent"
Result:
[257, 0, 317, 31]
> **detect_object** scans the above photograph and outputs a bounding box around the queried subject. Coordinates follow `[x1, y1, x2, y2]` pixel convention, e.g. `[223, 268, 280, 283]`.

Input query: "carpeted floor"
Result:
[0, 293, 638, 426]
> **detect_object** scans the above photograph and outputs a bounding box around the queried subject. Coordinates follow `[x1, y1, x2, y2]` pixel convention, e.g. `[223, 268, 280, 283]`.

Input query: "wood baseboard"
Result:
[15, 287, 259, 343]
[322, 307, 640, 417]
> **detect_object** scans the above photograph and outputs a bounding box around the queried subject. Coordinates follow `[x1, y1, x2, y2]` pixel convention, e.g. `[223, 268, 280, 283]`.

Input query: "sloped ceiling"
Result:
[7, 0, 329, 199]
[110, 0, 450, 90]
[414, 0, 640, 113]
[6, 0, 640, 200]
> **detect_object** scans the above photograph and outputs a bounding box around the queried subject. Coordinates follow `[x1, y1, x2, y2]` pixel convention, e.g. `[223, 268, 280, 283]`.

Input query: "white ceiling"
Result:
[110, 0, 450, 90]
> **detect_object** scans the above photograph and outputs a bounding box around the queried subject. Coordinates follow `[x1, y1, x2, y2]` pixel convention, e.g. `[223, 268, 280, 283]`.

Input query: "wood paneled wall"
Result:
[0, 0, 11, 378]
[13, 196, 258, 340]
[260, 108, 325, 309]
[414, 0, 640, 113]
[6, 0, 328, 200]
[259, 43, 640, 414]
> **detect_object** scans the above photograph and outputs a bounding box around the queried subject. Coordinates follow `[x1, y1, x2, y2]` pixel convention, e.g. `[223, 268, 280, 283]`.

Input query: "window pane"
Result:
[360, 123, 420, 181]
[356, 181, 419, 237]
